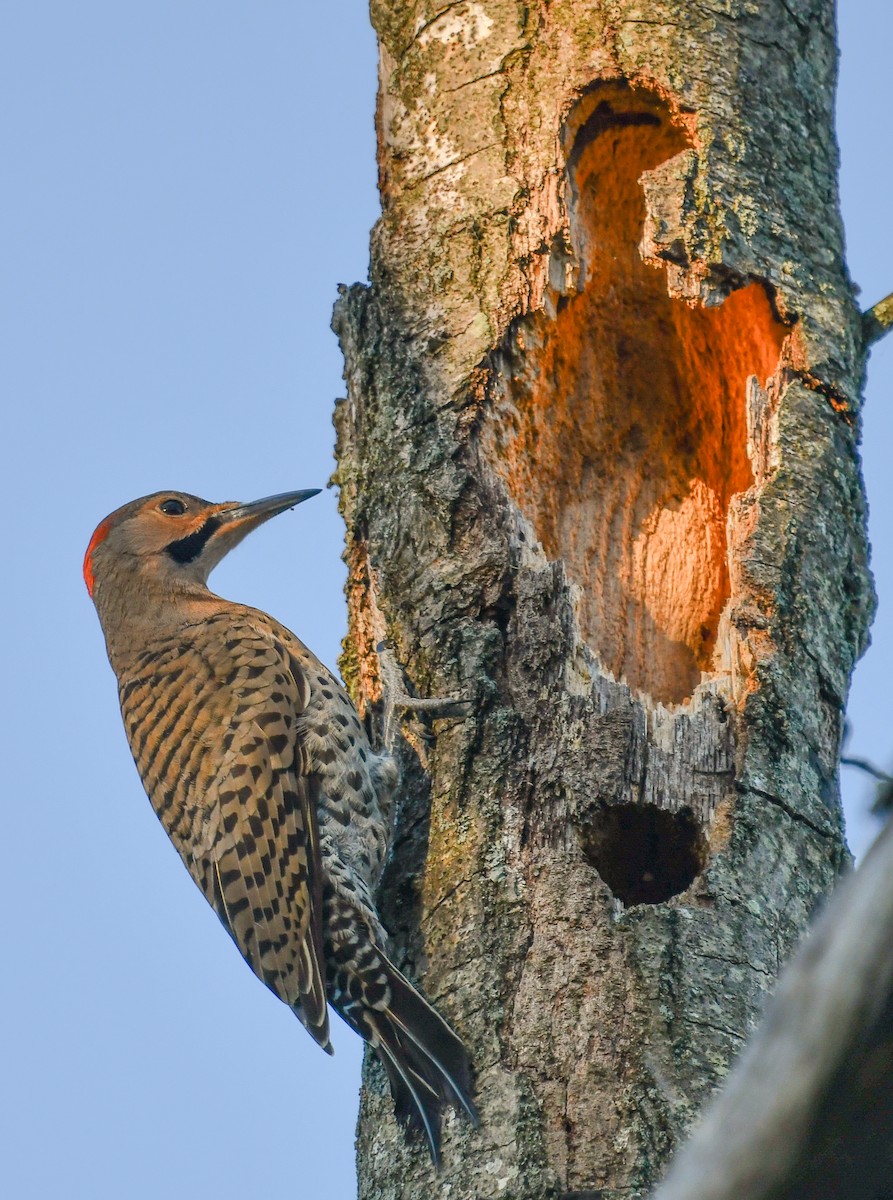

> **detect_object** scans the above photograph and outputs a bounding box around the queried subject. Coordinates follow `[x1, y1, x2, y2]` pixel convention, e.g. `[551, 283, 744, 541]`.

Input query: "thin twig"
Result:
[862, 290, 893, 348]
[840, 754, 893, 783]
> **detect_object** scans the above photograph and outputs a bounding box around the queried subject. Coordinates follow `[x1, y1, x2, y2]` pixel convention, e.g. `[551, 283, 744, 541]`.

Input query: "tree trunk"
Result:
[332, 3, 873, 1197]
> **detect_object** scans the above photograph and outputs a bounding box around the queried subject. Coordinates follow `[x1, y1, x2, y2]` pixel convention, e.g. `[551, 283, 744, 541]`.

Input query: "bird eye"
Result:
[159, 498, 186, 515]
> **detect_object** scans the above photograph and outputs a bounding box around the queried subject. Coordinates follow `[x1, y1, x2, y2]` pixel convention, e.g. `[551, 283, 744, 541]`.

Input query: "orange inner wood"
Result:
[496, 87, 786, 703]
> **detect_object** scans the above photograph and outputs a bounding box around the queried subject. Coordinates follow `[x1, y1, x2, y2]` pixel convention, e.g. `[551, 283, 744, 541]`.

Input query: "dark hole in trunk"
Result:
[581, 802, 707, 905]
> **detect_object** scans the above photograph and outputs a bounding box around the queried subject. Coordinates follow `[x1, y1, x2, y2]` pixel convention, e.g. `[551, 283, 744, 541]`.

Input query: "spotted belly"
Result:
[298, 679, 397, 897]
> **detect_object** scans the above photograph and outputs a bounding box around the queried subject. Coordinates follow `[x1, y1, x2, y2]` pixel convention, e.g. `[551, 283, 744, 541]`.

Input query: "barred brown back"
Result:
[118, 612, 329, 1048]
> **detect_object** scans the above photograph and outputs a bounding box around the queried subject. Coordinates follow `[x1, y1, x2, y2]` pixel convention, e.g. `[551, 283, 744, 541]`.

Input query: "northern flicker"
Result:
[84, 489, 477, 1162]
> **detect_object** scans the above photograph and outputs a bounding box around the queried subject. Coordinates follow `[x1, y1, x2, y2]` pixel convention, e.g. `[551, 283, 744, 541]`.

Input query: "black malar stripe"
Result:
[166, 516, 222, 564]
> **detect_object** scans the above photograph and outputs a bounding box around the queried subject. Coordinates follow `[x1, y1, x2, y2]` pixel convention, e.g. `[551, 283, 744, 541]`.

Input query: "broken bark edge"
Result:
[651, 818, 893, 1200]
[862, 291, 893, 348]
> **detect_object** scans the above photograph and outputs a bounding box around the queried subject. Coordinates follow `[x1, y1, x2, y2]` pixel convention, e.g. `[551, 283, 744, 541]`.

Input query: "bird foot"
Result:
[374, 639, 472, 745]
[393, 693, 473, 719]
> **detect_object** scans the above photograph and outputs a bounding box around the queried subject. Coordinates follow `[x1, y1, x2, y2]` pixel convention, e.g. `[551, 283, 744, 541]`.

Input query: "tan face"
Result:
[84, 489, 320, 598]
[83, 491, 226, 597]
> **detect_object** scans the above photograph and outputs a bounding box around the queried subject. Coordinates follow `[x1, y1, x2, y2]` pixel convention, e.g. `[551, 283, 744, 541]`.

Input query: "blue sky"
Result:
[2, 4, 890, 1197]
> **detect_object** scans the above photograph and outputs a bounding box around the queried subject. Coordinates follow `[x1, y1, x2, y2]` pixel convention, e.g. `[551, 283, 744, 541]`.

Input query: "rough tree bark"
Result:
[331, 3, 873, 1198]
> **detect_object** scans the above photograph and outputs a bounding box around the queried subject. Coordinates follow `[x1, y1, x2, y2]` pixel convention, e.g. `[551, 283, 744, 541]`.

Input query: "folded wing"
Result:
[119, 612, 330, 1050]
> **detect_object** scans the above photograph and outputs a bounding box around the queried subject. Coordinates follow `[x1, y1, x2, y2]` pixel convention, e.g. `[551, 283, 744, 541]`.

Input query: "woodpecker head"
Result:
[84, 489, 321, 603]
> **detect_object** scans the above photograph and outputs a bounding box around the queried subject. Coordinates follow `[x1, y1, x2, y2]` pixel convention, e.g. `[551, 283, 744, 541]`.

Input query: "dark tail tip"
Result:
[370, 961, 478, 1164]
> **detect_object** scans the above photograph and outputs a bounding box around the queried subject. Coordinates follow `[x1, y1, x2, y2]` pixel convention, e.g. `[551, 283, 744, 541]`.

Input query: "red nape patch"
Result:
[83, 516, 113, 597]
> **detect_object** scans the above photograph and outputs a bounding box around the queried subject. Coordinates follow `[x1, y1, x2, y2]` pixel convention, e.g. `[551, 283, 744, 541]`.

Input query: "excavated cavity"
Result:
[490, 85, 786, 704]
[581, 803, 707, 906]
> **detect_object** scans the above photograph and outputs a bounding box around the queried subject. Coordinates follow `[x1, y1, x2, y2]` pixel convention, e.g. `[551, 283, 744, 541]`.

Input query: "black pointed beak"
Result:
[219, 489, 321, 527]
[165, 490, 321, 575]
[205, 489, 321, 564]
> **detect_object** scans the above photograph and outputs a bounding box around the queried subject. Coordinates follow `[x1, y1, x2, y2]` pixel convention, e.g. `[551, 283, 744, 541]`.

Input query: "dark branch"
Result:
[652, 819, 893, 1200]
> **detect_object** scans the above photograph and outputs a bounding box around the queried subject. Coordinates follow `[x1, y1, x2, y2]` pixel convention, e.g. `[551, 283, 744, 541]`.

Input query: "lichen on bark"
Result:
[332, 3, 874, 1197]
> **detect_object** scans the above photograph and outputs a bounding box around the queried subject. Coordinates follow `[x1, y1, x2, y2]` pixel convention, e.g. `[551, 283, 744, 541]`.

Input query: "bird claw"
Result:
[374, 639, 473, 743]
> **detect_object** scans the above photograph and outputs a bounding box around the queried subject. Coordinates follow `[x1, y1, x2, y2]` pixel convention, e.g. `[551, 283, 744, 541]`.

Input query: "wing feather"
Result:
[120, 612, 330, 1049]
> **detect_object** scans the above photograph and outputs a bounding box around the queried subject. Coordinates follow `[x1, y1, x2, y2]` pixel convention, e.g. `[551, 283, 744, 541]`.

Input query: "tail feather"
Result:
[342, 956, 478, 1164]
[375, 1036, 444, 1165]
[383, 970, 479, 1126]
